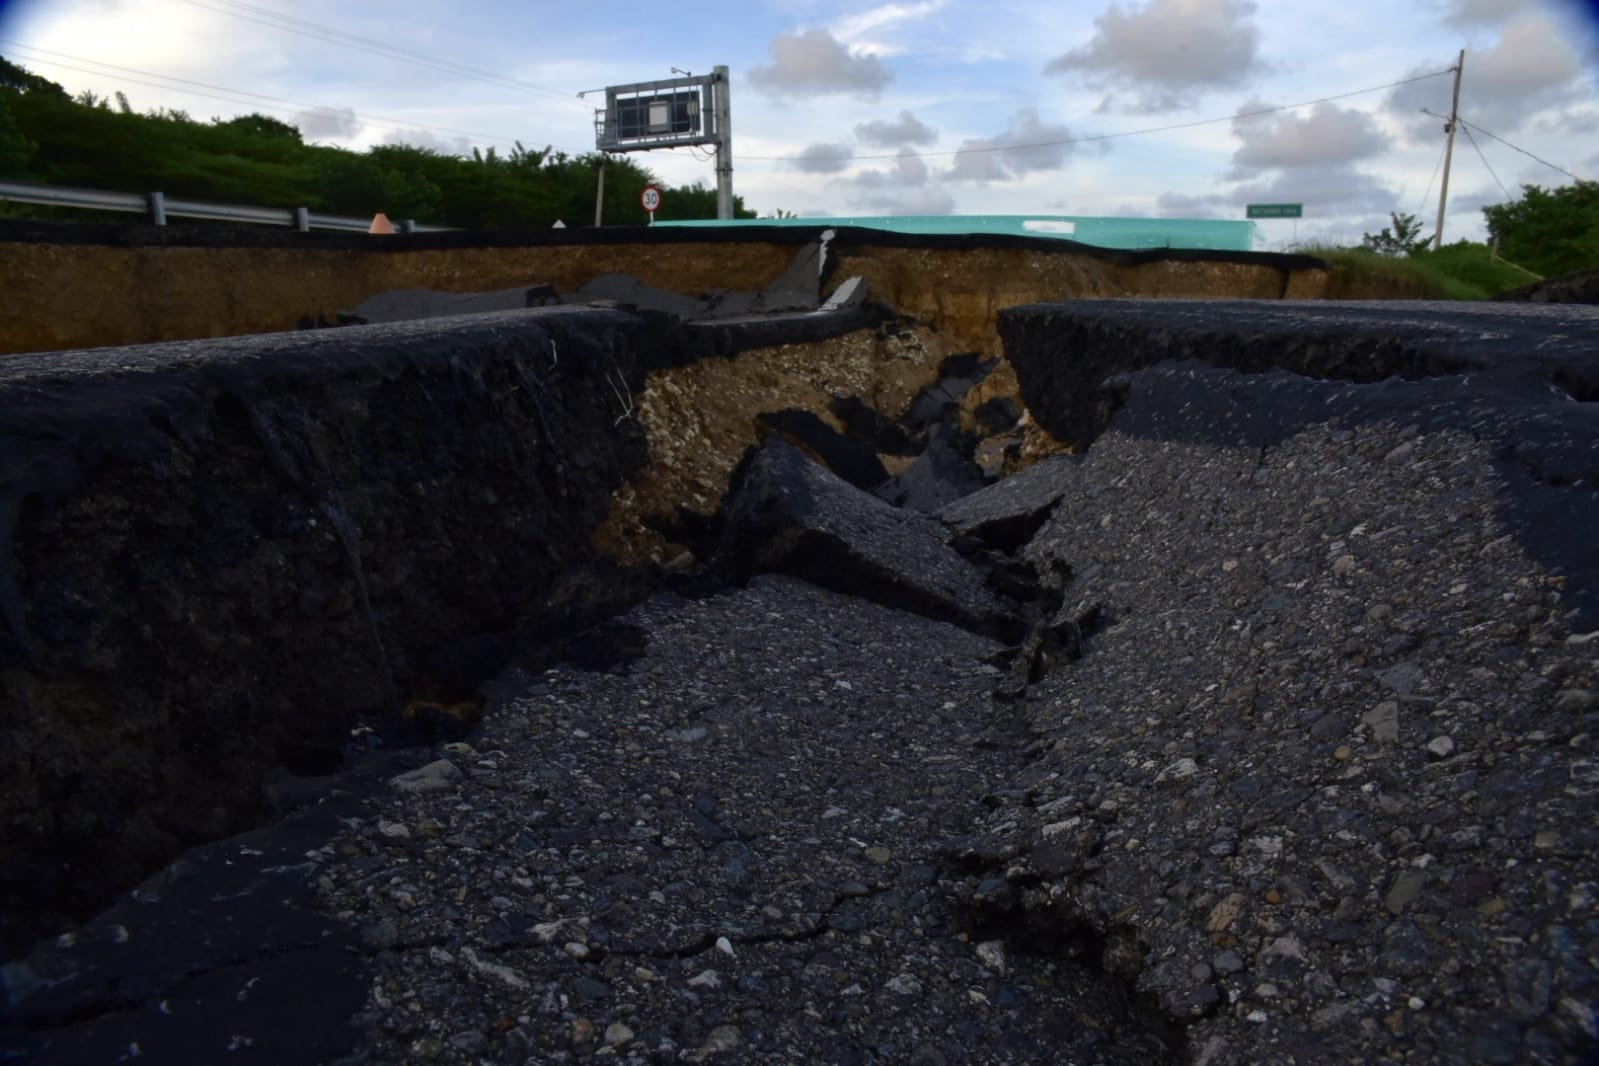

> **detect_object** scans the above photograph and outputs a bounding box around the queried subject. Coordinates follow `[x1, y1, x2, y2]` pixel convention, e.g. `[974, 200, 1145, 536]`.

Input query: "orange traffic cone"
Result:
[368, 212, 395, 235]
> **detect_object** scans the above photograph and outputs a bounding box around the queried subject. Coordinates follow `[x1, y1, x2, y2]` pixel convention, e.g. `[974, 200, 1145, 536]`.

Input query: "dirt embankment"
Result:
[2, 220, 1362, 357]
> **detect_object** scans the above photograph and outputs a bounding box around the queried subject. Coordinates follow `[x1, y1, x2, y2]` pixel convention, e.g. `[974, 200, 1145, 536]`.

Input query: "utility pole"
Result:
[1433, 49, 1465, 252]
[594, 154, 606, 227]
[712, 65, 733, 220]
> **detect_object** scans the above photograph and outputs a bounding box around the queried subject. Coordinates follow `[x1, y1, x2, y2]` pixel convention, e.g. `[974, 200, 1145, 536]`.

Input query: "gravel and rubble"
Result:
[951, 419, 1599, 1065]
[316, 577, 1169, 1065]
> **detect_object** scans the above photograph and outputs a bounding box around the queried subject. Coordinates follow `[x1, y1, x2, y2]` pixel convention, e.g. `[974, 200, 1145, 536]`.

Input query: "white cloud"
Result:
[296, 105, 360, 142]
[1045, 0, 1264, 112]
[792, 141, 855, 173]
[1158, 164, 1400, 215]
[850, 147, 932, 187]
[381, 127, 470, 156]
[852, 184, 957, 215]
[1470, 13, 1584, 103]
[947, 109, 1076, 182]
[1227, 101, 1387, 177]
[747, 29, 893, 97]
[832, 1, 948, 56]
[1153, 190, 1228, 218]
[1440, 0, 1527, 26]
[1532, 108, 1599, 138]
[1386, 12, 1587, 137]
[855, 110, 938, 147]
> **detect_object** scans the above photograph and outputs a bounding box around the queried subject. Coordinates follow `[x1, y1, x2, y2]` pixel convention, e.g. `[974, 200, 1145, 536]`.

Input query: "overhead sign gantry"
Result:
[593, 66, 733, 220]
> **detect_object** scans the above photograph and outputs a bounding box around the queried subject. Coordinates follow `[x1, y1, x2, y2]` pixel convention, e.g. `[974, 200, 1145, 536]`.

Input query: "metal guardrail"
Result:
[0, 179, 447, 233]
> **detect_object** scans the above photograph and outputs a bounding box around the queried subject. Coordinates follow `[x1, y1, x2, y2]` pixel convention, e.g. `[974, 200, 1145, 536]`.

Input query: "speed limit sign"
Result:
[640, 185, 662, 213]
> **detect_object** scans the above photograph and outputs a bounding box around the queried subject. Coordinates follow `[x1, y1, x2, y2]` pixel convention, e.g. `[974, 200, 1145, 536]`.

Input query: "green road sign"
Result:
[1247, 203, 1303, 219]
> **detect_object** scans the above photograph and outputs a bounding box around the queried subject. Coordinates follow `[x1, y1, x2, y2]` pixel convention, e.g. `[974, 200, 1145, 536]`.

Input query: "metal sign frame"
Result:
[596, 72, 722, 152]
[593, 66, 733, 220]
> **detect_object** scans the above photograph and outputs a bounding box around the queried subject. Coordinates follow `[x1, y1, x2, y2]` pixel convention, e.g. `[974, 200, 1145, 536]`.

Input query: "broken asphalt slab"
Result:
[1000, 299, 1599, 631]
[712, 436, 1025, 642]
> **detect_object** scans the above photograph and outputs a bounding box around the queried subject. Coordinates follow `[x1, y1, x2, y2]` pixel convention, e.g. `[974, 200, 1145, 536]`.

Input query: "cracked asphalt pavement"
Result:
[315, 576, 1165, 1064]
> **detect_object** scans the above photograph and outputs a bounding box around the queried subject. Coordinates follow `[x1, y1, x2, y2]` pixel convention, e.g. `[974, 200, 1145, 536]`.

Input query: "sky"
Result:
[1, 0, 1596, 248]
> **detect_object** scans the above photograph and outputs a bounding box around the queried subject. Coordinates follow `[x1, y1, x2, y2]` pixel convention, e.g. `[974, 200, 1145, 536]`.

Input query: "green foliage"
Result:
[1482, 181, 1599, 277]
[73, 89, 112, 111]
[216, 113, 303, 143]
[1360, 211, 1431, 256]
[1306, 246, 1479, 299]
[0, 56, 743, 229]
[0, 56, 68, 97]
[0, 95, 35, 178]
[650, 180, 757, 222]
[1305, 240, 1533, 300]
[1409, 240, 1537, 292]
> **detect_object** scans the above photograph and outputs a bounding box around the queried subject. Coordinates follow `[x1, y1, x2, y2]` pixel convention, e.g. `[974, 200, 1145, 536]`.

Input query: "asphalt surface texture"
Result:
[4, 298, 1597, 1065]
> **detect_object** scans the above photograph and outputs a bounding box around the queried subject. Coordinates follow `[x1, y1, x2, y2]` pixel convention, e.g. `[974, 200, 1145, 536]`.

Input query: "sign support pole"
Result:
[713, 65, 733, 220]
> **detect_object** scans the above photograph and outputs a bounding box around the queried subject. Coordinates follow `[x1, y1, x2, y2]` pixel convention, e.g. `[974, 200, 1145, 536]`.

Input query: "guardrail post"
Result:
[147, 191, 166, 226]
[294, 206, 310, 232]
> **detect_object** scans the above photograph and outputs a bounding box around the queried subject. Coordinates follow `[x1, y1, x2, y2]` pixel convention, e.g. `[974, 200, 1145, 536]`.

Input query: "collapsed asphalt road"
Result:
[3, 297, 1598, 1065]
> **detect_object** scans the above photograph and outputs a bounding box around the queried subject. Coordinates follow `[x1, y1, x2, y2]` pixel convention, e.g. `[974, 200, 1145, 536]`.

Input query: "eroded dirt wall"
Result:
[834, 245, 1296, 353]
[0, 232, 805, 354]
[0, 221, 1339, 356]
[593, 324, 964, 566]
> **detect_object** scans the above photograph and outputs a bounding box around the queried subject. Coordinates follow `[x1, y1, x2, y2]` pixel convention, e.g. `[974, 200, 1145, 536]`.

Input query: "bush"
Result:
[1303, 241, 1530, 300]
[1482, 181, 1599, 278]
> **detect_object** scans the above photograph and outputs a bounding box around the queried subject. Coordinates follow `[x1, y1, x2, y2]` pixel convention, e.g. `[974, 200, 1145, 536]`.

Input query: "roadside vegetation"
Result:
[0, 55, 754, 228]
[1315, 180, 1599, 300]
[1308, 235, 1537, 300]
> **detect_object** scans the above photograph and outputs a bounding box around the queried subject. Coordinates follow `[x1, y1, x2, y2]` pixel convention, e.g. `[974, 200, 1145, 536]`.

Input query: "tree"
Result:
[0, 55, 68, 97]
[1482, 181, 1599, 277]
[215, 113, 303, 143]
[0, 98, 34, 178]
[652, 180, 757, 222]
[0, 55, 757, 229]
[1360, 212, 1431, 256]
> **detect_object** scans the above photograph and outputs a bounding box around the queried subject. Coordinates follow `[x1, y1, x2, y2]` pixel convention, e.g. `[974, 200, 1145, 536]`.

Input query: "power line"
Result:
[1460, 123, 1512, 200]
[173, 0, 586, 110]
[1456, 117, 1583, 183]
[1, 41, 576, 152]
[741, 67, 1457, 163]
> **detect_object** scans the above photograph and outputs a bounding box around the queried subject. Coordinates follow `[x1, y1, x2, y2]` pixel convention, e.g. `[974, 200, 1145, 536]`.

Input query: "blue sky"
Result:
[2, 0, 1596, 247]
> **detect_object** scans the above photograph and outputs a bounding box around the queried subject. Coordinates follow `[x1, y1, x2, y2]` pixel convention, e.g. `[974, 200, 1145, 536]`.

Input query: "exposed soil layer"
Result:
[592, 323, 966, 567]
[6, 219, 1350, 357]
